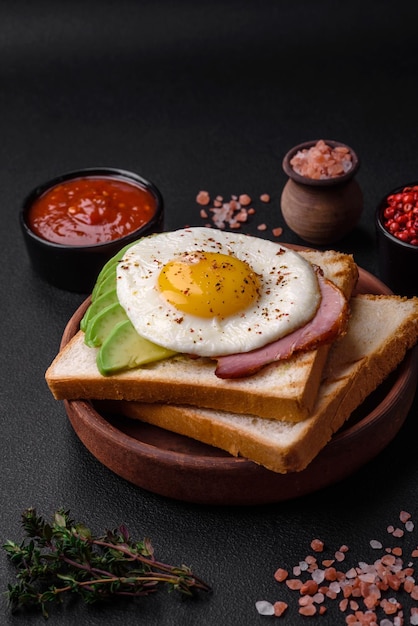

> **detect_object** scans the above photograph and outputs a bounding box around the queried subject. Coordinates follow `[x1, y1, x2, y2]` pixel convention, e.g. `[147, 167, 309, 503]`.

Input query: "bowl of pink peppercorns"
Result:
[376, 182, 418, 297]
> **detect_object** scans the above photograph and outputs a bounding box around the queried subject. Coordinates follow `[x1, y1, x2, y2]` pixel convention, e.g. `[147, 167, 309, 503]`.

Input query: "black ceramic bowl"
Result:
[376, 182, 418, 298]
[20, 168, 164, 293]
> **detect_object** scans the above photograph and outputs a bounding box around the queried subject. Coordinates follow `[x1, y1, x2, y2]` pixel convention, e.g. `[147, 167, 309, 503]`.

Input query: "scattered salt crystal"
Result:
[300, 579, 318, 596]
[298, 603, 316, 616]
[311, 539, 324, 552]
[312, 592, 325, 604]
[329, 581, 341, 593]
[286, 578, 303, 590]
[312, 569, 325, 584]
[400, 510, 411, 523]
[393, 528, 404, 538]
[370, 539, 383, 549]
[273, 567, 288, 582]
[273, 601, 288, 617]
[305, 555, 317, 565]
[299, 594, 313, 606]
[358, 572, 376, 583]
[406, 521, 414, 532]
[255, 600, 274, 616]
[238, 193, 251, 206]
[196, 190, 210, 205]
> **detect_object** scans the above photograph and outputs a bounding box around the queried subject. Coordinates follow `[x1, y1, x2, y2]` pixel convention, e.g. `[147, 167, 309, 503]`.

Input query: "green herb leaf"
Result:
[3, 507, 211, 619]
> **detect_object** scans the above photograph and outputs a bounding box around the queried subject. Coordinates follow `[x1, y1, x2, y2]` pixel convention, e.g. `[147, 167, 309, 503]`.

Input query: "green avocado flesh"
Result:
[84, 302, 128, 348]
[97, 319, 176, 376]
[81, 242, 177, 375]
[80, 288, 119, 332]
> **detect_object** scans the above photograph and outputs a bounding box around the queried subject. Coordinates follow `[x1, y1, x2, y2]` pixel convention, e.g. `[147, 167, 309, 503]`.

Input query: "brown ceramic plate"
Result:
[62, 262, 418, 506]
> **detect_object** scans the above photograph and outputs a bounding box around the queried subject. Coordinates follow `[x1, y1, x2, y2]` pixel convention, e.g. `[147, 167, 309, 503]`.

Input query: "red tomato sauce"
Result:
[27, 177, 158, 246]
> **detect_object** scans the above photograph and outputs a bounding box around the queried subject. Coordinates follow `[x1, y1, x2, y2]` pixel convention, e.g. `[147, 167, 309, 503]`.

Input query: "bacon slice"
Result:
[214, 272, 349, 379]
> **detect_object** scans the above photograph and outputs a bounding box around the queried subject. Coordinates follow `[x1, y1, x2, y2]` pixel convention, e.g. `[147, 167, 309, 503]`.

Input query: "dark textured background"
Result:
[1, 2, 418, 624]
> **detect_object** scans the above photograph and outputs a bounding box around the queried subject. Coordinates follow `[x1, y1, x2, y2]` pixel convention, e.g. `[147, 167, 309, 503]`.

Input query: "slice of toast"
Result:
[114, 294, 418, 473]
[45, 248, 358, 422]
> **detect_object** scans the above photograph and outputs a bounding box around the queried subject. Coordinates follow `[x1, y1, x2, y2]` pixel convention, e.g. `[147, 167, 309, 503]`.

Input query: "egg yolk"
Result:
[158, 251, 261, 318]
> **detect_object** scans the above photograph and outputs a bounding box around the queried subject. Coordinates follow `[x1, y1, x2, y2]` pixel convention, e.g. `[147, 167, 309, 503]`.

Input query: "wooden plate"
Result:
[62, 266, 418, 505]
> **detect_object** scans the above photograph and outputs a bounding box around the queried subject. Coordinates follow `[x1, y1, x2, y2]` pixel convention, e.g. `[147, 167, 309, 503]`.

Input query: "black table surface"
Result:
[2, 2, 418, 624]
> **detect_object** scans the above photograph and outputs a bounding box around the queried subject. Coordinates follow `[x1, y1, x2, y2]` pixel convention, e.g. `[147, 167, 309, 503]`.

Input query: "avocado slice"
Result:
[91, 271, 118, 302]
[97, 319, 176, 376]
[80, 288, 119, 332]
[94, 241, 136, 286]
[91, 262, 117, 300]
[91, 240, 137, 299]
[84, 301, 128, 348]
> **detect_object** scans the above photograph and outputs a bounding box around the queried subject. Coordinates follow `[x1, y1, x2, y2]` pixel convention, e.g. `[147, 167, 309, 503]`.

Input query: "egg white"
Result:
[116, 227, 321, 357]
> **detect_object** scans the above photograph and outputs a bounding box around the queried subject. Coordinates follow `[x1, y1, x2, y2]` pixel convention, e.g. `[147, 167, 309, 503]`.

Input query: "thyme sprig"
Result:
[3, 507, 211, 619]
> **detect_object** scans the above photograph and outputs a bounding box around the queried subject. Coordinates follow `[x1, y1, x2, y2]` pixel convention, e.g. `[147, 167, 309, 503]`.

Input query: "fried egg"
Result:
[116, 227, 321, 357]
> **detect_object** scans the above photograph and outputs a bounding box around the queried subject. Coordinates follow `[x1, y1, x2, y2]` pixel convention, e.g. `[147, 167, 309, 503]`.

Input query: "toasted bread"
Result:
[114, 294, 418, 473]
[45, 248, 358, 421]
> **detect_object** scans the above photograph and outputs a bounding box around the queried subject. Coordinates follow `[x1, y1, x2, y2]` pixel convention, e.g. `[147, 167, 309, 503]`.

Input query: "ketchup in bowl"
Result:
[27, 176, 158, 246]
[20, 168, 164, 293]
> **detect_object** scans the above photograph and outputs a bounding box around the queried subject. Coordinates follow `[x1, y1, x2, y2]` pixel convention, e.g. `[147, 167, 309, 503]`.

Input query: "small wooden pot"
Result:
[281, 140, 363, 245]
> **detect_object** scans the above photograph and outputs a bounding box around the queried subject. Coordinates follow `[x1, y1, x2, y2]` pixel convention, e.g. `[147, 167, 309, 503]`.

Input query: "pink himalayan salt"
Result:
[311, 538, 325, 552]
[196, 190, 211, 205]
[273, 600, 288, 616]
[290, 139, 353, 180]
